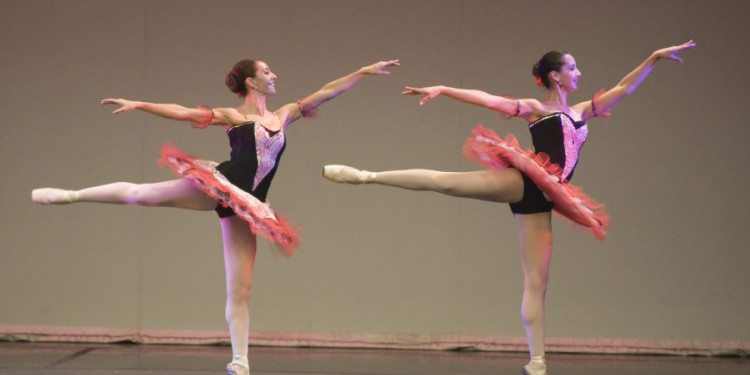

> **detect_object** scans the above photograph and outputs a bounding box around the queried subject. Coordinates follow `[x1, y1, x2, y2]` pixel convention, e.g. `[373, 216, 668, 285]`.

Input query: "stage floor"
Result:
[0, 341, 747, 375]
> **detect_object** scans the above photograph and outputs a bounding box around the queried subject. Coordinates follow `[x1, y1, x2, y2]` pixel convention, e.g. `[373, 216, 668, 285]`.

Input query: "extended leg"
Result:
[32, 179, 217, 210]
[324, 165, 524, 203]
[514, 212, 553, 375]
[220, 215, 256, 375]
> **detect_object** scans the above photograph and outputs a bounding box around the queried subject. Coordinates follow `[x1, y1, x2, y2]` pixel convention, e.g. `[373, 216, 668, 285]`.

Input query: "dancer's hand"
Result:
[402, 85, 443, 106]
[101, 98, 139, 114]
[360, 60, 400, 75]
[652, 40, 696, 63]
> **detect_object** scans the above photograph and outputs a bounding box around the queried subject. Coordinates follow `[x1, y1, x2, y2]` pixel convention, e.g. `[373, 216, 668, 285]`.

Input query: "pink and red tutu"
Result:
[463, 125, 609, 240]
[158, 143, 300, 256]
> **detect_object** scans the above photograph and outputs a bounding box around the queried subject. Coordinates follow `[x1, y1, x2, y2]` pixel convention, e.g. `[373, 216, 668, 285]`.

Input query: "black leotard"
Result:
[509, 112, 588, 214]
[215, 122, 286, 218]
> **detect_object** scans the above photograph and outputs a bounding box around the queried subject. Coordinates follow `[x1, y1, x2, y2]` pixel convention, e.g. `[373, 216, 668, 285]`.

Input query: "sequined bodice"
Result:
[528, 112, 588, 181]
[251, 123, 285, 190]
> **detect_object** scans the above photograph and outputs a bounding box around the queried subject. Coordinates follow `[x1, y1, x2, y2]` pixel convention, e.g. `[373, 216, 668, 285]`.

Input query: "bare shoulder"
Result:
[521, 99, 551, 123]
[521, 98, 545, 112]
[274, 102, 298, 118]
[571, 100, 590, 114]
[215, 107, 255, 126]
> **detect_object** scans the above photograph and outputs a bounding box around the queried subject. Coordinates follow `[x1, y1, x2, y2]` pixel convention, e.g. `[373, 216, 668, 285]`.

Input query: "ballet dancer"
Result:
[32, 58, 400, 375]
[323, 41, 694, 375]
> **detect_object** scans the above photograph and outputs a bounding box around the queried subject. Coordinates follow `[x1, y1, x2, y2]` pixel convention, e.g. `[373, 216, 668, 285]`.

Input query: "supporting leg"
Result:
[514, 212, 553, 375]
[220, 215, 256, 375]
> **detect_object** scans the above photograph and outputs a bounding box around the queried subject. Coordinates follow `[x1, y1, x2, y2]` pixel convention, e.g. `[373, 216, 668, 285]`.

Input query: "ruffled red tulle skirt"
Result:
[158, 143, 300, 256]
[463, 125, 609, 240]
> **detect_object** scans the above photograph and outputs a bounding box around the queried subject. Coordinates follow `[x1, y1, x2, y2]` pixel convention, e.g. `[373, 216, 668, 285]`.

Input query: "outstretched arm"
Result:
[101, 98, 232, 127]
[575, 40, 696, 120]
[279, 60, 400, 126]
[403, 86, 530, 119]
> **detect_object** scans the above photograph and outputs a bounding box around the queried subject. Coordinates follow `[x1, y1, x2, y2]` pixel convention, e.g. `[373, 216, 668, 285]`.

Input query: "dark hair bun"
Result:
[531, 62, 541, 78]
[225, 70, 241, 93]
[226, 60, 256, 97]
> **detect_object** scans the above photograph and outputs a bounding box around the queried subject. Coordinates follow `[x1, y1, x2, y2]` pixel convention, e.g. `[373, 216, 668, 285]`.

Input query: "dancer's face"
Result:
[554, 54, 581, 92]
[252, 61, 277, 96]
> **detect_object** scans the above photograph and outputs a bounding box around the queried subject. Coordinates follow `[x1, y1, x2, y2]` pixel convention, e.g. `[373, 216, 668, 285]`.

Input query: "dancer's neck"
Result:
[242, 91, 269, 117]
[544, 90, 569, 113]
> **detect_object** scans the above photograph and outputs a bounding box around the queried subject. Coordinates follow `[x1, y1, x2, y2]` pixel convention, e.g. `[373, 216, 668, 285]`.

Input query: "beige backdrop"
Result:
[1, 0, 748, 350]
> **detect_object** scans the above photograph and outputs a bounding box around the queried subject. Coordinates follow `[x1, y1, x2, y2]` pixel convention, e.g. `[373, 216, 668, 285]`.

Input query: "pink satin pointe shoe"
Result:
[226, 362, 249, 375]
[322, 165, 376, 184]
[31, 188, 78, 204]
[522, 360, 547, 375]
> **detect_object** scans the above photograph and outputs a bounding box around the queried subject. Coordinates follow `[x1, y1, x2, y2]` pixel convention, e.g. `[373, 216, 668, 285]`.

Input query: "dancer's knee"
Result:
[129, 184, 162, 206]
[433, 173, 460, 195]
[226, 282, 252, 306]
[524, 272, 549, 295]
[130, 183, 183, 207]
